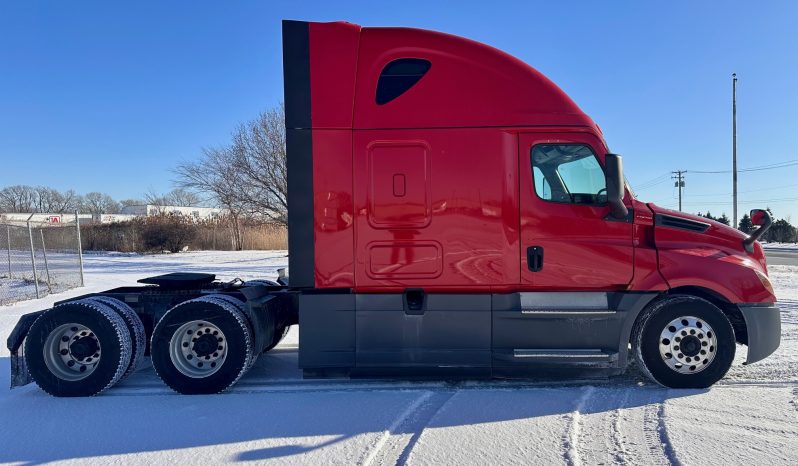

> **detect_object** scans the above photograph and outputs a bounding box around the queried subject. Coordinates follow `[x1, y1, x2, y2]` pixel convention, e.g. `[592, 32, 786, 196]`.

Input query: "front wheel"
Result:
[633, 295, 735, 388]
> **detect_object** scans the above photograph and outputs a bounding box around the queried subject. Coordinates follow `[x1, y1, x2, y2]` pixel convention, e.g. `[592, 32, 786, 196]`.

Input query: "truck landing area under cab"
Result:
[6, 20, 780, 396]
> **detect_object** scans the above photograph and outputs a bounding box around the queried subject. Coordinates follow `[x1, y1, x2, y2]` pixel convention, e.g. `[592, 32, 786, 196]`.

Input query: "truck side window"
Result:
[531, 144, 607, 205]
[376, 58, 431, 105]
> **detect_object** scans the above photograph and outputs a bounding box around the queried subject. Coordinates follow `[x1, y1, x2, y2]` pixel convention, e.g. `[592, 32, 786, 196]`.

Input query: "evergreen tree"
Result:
[738, 214, 753, 234]
[769, 218, 797, 243]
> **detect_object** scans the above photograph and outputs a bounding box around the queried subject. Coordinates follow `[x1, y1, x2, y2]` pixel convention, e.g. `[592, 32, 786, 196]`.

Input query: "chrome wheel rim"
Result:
[169, 320, 227, 378]
[43, 323, 102, 381]
[659, 316, 717, 374]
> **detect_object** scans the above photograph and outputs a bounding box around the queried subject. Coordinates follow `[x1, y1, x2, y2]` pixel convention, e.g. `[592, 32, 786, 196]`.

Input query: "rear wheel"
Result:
[25, 300, 132, 397]
[151, 296, 253, 394]
[633, 295, 735, 388]
[205, 294, 259, 368]
[86, 296, 145, 380]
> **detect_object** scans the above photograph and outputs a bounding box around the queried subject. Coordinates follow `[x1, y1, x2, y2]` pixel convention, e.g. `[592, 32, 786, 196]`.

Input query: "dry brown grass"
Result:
[81, 219, 286, 252]
[193, 223, 287, 251]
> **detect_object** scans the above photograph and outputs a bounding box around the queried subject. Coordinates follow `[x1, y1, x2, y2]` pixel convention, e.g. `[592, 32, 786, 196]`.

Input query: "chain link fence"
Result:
[0, 213, 84, 305]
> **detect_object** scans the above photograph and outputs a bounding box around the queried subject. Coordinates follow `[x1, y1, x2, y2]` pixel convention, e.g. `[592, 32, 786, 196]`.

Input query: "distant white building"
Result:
[120, 205, 224, 220]
[0, 212, 136, 225]
[1, 205, 223, 226]
[0, 213, 92, 225]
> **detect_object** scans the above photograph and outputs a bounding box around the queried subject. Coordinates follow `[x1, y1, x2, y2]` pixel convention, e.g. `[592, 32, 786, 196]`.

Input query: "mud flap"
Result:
[10, 345, 33, 388]
[6, 310, 43, 388]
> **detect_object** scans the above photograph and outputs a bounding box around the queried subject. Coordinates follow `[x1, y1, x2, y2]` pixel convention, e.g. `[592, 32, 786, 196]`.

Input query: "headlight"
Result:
[754, 269, 774, 296]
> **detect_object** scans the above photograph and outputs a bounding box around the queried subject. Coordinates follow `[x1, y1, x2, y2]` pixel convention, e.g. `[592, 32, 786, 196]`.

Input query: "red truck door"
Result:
[518, 132, 634, 289]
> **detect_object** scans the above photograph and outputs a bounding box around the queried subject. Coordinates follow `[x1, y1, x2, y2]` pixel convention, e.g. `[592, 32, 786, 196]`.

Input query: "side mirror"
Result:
[751, 209, 770, 227]
[743, 209, 772, 252]
[605, 153, 629, 219]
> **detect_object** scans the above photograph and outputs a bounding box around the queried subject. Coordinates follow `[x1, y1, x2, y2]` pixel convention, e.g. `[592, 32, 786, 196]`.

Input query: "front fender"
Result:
[657, 248, 775, 303]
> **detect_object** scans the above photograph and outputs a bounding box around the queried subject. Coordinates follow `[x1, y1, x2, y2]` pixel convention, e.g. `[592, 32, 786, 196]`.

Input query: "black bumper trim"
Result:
[738, 303, 781, 364]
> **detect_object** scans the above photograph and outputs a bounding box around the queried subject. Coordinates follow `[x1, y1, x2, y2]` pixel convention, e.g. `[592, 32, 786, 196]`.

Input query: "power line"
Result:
[682, 197, 798, 206]
[634, 178, 670, 192]
[687, 159, 798, 174]
[633, 158, 798, 192]
[632, 173, 671, 191]
[684, 182, 798, 198]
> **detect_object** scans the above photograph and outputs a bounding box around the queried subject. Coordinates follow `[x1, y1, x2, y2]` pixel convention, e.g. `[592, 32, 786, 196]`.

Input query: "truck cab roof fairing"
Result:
[351, 26, 595, 129]
[301, 20, 596, 130]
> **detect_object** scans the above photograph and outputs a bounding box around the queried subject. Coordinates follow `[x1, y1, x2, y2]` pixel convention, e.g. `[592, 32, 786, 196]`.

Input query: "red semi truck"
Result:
[7, 20, 780, 396]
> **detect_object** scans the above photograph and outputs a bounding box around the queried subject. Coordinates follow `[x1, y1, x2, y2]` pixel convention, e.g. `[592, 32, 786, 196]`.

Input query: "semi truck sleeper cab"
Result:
[6, 20, 780, 396]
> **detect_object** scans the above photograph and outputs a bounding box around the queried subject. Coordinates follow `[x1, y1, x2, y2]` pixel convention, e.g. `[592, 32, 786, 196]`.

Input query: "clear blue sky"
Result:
[1, 1, 797, 222]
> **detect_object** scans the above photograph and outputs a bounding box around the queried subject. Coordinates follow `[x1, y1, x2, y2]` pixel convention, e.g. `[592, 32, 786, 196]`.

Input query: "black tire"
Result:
[205, 294, 259, 369]
[264, 325, 290, 352]
[25, 300, 132, 397]
[633, 295, 735, 388]
[151, 296, 253, 395]
[86, 296, 145, 381]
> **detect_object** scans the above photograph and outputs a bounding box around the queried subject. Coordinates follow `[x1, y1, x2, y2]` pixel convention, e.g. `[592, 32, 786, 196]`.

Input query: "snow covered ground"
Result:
[0, 251, 796, 465]
[763, 242, 798, 251]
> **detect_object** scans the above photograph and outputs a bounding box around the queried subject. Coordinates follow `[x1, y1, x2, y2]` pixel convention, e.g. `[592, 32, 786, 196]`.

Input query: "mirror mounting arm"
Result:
[743, 209, 773, 253]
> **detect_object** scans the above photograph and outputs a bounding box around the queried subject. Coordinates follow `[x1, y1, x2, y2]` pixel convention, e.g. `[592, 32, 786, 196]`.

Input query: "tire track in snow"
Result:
[609, 387, 632, 464]
[655, 400, 681, 466]
[642, 391, 680, 466]
[792, 387, 798, 414]
[394, 391, 457, 465]
[576, 386, 629, 466]
[361, 390, 456, 466]
[361, 390, 434, 466]
[562, 385, 594, 466]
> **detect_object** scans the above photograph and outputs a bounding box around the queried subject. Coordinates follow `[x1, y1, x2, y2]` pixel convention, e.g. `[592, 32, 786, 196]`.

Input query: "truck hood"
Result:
[647, 203, 767, 269]
[649, 204, 745, 241]
[646, 203, 774, 303]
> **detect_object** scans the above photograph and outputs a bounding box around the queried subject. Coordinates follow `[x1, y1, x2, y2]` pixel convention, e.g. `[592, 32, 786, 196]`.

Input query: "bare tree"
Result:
[145, 188, 201, 207]
[174, 104, 288, 249]
[83, 192, 120, 215]
[120, 198, 145, 208]
[231, 105, 288, 224]
[167, 188, 201, 207]
[60, 189, 80, 212]
[143, 188, 169, 213]
[0, 185, 37, 212]
[175, 146, 249, 249]
[176, 105, 287, 223]
[33, 187, 78, 213]
[0, 185, 120, 214]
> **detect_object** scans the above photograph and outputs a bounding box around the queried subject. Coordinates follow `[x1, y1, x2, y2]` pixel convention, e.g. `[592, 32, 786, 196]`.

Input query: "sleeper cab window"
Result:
[531, 144, 607, 205]
[376, 58, 431, 105]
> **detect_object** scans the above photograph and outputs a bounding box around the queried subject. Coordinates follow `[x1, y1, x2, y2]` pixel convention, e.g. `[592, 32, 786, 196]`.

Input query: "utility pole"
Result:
[672, 170, 686, 211]
[732, 73, 738, 228]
